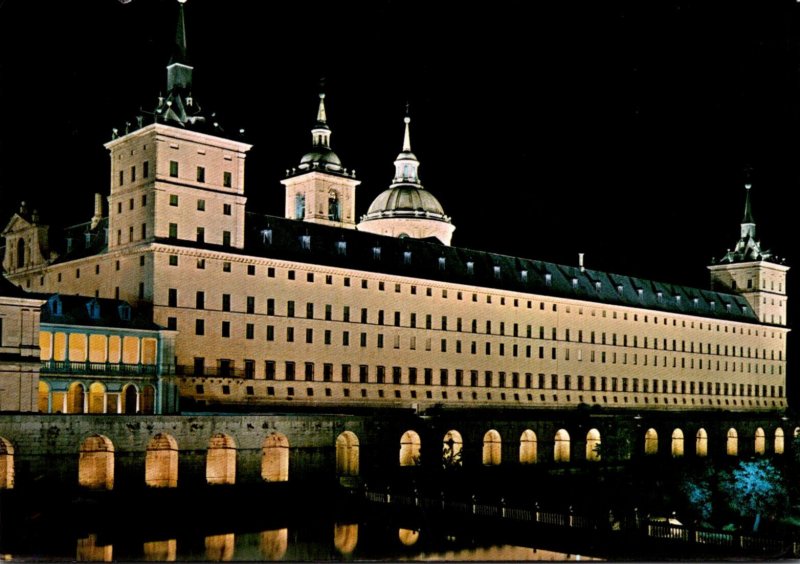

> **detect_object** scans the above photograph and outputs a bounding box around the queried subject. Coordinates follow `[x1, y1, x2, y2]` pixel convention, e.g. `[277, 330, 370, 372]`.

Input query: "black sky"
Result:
[0, 1, 797, 313]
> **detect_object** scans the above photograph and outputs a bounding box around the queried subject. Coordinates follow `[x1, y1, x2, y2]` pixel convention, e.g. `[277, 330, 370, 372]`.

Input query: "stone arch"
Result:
[442, 430, 463, 468]
[398, 528, 419, 547]
[399, 430, 421, 467]
[88, 381, 106, 414]
[519, 429, 537, 464]
[141, 385, 156, 414]
[206, 433, 236, 485]
[671, 428, 685, 458]
[0, 437, 14, 490]
[695, 428, 708, 457]
[774, 428, 785, 455]
[260, 529, 288, 560]
[261, 432, 289, 482]
[145, 433, 178, 488]
[122, 383, 138, 415]
[334, 523, 358, 555]
[336, 431, 359, 477]
[79, 434, 114, 490]
[726, 428, 738, 456]
[37, 380, 50, 413]
[68, 382, 85, 414]
[482, 429, 502, 466]
[754, 427, 766, 455]
[644, 428, 658, 455]
[586, 428, 601, 462]
[554, 429, 570, 463]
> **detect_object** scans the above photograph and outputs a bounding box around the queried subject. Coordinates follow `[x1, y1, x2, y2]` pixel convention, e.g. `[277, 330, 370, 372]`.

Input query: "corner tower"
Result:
[709, 184, 788, 325]
[281, 93, 360, 228]
[358, 112, 455, 245]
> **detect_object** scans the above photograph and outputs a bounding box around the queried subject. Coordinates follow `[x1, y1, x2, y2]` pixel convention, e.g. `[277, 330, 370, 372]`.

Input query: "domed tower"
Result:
[281, 93, 360, 228]
[358, 113, 455, 245]
[708, 184, 788, 325]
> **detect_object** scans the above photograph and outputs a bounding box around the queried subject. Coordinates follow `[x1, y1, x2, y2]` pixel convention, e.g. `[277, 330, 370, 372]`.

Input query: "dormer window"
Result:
[49, 295, 63, 316]
[403, 251, 412, 265]
[710, 300, 716, 309]
[493, 265, 501, 279]
[675, 295, 681, 303]
[726, 303, 732, 312]
[637, 288, 644, 299]
[300, 235, 311, 250]
[693, 297, 699, 307]
[545, 273, 552, 287]
[87, 300, 101, 320]
[521, 270, 529, 283]
[337, 241, 347, 256]
[372, 246, 381, 260]
[438, 257, 446, 271]
[656, 292, 663, 302]
[261, 229, 273, 245]
[572, 278, 578, 289]
[595, 281, 601, 291]
[466, 261, 474, 275]
[118, 303, 132, 321]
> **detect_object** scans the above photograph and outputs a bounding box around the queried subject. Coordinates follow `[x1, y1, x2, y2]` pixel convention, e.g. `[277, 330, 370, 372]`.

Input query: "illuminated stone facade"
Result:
[0, 1, 789, 415]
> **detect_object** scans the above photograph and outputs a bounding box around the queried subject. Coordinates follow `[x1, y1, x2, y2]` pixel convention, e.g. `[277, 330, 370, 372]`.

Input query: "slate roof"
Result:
[157, 212, 760, 325]
[40, 294, 162, 331]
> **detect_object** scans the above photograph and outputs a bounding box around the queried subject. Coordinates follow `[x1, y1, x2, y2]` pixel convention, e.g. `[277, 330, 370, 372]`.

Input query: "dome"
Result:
[299, 148, 342, 168]
[364, 185, 447, 218]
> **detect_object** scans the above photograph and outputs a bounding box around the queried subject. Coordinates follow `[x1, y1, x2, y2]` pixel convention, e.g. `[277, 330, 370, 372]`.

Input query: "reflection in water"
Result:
[333, 523, 358, 555]
[407, 545, 602, 561]
[76, 534, 113, 562]
[259, 528, 288, 560]
[143, 539, 176, 561]
[205, 533, 235, 561]
[398, 528, 420, 547]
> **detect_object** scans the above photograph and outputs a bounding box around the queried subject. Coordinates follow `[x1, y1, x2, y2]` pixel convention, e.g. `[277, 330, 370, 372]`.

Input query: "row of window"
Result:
[168, 194, 232, 215]
[165, 224, 233, 246]
[116, 161, 233, 188]
[117, 162, 150, 187]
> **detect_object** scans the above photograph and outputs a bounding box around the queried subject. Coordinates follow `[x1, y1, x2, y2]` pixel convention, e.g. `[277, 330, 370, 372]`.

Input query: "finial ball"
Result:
[177, 0, 187, 4]
[745, 183, 752, 190]
[404, 116, 411, 124]
[320, 93, 326, 99]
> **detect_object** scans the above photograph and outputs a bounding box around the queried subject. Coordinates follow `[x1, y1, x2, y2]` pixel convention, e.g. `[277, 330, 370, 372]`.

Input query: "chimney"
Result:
[90, 193, 103, 230]
[579, 252, 585, 272]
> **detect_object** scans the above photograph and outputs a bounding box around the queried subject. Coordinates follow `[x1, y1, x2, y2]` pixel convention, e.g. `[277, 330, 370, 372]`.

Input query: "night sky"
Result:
[0, 1, 797, 373]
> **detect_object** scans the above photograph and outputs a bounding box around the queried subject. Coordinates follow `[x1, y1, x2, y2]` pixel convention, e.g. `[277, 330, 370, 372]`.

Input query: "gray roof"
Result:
[40, 294, 162, 331]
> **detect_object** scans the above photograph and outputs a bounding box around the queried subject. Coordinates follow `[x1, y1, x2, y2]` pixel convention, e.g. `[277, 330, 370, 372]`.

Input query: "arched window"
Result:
[141, 385, 156, 414]
[16, 238, 25, 269]
[262, 432, 289, 482]
[644, 428, 658, 455]
[727, 428, 738, 456]
[775, 428, 785, 455]
[122, 384, 138, 415]
[328, 193, 341, 221]
[68, 382, 85, 414]
[442, 430, 463, 468]
[38, 381, 50, 413]
[482, 430, 502, 466]
[260, 529, 288, 560]
[79, 434, 114, 490]
[554, 429, 570, 462]
[88, 382, 106, 414]
[671, 428, 684, 458]
[399, 430, 421, 467]
[754, 427, 766, 455]
[398, 528, 420, 547]
[695, 428, 708, 457]
[145, 433, 178, 488]
[336, 431, 359, 477]
[205, 534, 234, 561]
[586, 429, 601, 462]
[206, 433, 236, 485]
[519, 429, 537, 464]
[295, 194, 306, 219]
[143, 540, 176, 562]
[76, 534, 112, 562]
[334, 523, 358, 555]
[0, 437, 14, 489]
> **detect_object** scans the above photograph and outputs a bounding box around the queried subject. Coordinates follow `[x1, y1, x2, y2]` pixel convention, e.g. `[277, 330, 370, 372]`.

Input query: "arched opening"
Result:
[79, 434, 114, 490]
[398, 528, 419, 547]
[141, 385, 156, 415]
[334, 523, 358, 555]
[206, 433, 236, 485]
[16, 238, 25, 269]
[519, 429, 537, 464]
[260, 529, 288, 560]
[88, 382, 106, 414]
[482, 429, 502, 466]
[76, 534, 113, 562]
[143, 540, 176, 562]
[775, 428, 785, 455]
[399, 430, 421, 467]
[145, 433, 178, 488]
[554, 429, 570, 463]
[727, 428, 738, 456]
[754, 427, 766, 455]
[68, 382, 85, 414]
[38, 381, 50, 413]
[0, 438, 14, 490]
[336, 431, 359, 477]
[261, 432, 289, 482]
[695, 428, 708, 457]
[205, 534, 234, 561]
[644, 428, 658, 455]
[586, 428, 601, 462]
[671, 428, 685, 458]
[122, 384, 138, 415]
[442, 430, 463, 468]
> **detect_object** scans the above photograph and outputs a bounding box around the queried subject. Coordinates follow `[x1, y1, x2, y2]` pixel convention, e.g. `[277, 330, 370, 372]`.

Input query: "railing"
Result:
[41, 360, 158, 376]
[360, 485, 800, 557]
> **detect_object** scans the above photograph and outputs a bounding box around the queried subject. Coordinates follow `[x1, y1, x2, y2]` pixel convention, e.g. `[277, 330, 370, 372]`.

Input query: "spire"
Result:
[717, 183, 773, 264]
[311, 91, 331, 148]
[316, 93, 328, 127]
[402, 104, 412, 152]
[167, 0, 193, 93]
[393, 109, 420, 186]
[742, 183, 755, 225]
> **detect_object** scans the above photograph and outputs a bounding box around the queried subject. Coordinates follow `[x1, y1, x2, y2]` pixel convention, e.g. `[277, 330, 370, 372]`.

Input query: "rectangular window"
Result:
[266, 325, 274, 341]
[195, 319, 205, 336]
[342, 331, 350, 346]
[221, 321, 230, 338]
[169, 223, 178, 238]
[265, 361, 275, 380]
[143, 161, 149, 178]
[306, 328, 313, 343]
[244, 359, 255, 379]
[246, 323, 254, 340]
[223, 171, 232, 187]
[196, 166, 205, 183]
[223, 203, 232, 216]
[287, 301, 295, 317]
[305, 362, 314, 381]
[196, 291, 205, 309]
[222, 294, 231, 312]
[197, 199, 206, 211]
[168, 288, 177, 307]
[342, 364, 351, 383]
[169, 160, 179, 177]
[267, 299, 275, 316]
[119, 170, 124, 186]
[285, 362, 295, 381]
[359, 365, 369, 383]
[169, 255, 178, 266]
[246, 296, 255, 314]
[196, 227, 205, 243]
[286, 327, 294, 342]
[222, 231, 231, 246]
[306, 302, 314, 319]
[130, 165, 136, 182]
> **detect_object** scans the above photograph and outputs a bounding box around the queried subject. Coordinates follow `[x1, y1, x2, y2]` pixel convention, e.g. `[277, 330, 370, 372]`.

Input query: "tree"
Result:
[718, 459, 788, 533]
[679, 464, 715, 522]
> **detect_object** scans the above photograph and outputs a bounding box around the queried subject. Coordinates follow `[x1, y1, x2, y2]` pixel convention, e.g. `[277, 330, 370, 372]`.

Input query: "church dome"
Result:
[299, 148, 342, 168]
[365, 185, 446, 217]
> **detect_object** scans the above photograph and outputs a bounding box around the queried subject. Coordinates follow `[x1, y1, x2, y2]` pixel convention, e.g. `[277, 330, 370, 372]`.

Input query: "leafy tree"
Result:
[442, 439, 462, 469]
[679, 464, 714, 522]
[718, 459, 788, 533]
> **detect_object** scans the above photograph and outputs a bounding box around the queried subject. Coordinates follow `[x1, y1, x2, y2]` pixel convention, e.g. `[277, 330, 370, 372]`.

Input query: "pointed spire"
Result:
[393, 107, 421, 186]
[742, 183, 755, 225]
[316, 92, 328, 126]
[167, 0, 193, 93]
[171, 0, 189, 65]
[402, 103, 412, 152]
